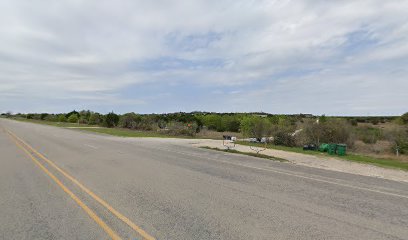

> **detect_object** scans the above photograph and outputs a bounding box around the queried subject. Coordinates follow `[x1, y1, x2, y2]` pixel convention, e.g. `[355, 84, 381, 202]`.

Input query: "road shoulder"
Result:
[192, 139, 408, 183]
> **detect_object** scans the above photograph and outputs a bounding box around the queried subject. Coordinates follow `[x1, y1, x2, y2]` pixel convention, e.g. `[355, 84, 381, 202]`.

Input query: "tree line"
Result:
[2, 111, 407, 155]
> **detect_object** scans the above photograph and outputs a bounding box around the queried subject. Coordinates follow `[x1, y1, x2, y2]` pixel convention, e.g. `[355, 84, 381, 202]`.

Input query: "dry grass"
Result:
[352, 140, 408, 162]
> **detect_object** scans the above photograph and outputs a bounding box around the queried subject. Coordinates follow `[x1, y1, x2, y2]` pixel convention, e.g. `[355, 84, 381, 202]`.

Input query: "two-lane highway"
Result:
[1, 118, 408, 239]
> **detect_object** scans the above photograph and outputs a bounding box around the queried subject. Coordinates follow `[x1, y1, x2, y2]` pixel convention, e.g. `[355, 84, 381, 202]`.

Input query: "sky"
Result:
[0, 0, 407, 116]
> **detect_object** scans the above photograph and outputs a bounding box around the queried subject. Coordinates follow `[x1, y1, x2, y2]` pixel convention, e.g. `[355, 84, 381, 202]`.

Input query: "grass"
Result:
[238, 141, 408, 171]
[77, 127, 188, 138]
[340, 154, 408, 171]
[200, 146, 287, 162]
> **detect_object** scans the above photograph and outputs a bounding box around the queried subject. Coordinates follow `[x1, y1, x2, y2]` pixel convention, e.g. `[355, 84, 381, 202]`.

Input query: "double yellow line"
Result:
[4, 128, 155, 240]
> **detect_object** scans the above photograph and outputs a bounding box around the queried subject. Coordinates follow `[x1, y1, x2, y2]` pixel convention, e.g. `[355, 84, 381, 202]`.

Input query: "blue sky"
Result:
[0, 0, 407, 115]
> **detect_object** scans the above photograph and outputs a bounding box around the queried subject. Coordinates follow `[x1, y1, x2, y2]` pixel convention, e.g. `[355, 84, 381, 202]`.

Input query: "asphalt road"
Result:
[1, 118, 408, 240]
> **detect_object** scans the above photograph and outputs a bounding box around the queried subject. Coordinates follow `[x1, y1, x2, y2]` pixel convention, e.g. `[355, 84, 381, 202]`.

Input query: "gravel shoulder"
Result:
[191, 139, 408, 183]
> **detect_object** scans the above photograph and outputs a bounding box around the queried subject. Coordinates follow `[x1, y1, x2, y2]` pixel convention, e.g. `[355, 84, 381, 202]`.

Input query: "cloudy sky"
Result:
[0, 0, 407, 115]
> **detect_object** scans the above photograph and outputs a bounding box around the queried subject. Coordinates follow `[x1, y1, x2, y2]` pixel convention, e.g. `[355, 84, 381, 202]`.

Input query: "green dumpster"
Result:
[319, 143, 329, 152]
[337, 144, 347, 156]
[328, 143, 337, 155]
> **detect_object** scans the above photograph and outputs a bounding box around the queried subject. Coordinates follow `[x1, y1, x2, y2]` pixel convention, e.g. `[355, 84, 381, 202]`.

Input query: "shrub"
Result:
[28, 114, 41, 120]
[356, 127, 383, 144]
[371, 118, 379, 125]
[104, 112, 119, 128]
[385, 127, 408, 155]
[319, 115, 327, 123]
[400, 112, 408, 125]
[395, 137, 408, 155]
[58, 115, 67, 122]
[68, 114, 79, 123]
[88, 113, 102, 125]
[44, 115, 58, 122]
[79, 110, 91, 122]
[78, 117, 88, 124]
[57, 114, 67, 122]
[303, 118, 351, 145]
[274, 130, 296, 147]
[324, 120, 351, 143]
[137, 115, 156, 131]
[118, 113, 141, 129]
[165, 121, 197, 136]
[40, 113, 48, 120]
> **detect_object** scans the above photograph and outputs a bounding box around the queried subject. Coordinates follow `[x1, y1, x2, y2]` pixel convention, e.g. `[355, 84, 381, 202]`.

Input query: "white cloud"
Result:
[0, 0, 407, 114]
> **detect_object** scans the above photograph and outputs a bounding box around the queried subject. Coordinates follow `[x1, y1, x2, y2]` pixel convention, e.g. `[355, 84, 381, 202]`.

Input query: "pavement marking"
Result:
[5, 130, 122, 240]
[84, 144, 99, 149]
[6, 129, 155, 240]
[151, 146, 408, 200]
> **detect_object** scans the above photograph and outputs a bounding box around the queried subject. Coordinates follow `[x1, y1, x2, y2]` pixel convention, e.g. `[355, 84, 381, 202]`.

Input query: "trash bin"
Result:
[319, 143, 329, 152]
[328, 143, 337, 155]
[303, 144, 316, 151]
[337, 144, 347, 156]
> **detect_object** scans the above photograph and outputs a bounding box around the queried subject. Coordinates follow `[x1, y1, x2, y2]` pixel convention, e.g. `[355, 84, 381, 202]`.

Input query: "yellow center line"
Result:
[5, 130, 122, 240]
[6, 129, 156, 240]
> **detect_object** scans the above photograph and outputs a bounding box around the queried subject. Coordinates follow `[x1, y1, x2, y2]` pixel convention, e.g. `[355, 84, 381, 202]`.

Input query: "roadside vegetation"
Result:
[2, 110, 408, 167]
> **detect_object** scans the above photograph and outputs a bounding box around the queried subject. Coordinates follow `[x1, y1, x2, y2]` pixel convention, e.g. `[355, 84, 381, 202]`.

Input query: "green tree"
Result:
[119, 112, 141, 129]
[67, 114, 78, 123]
[79, 110, 91, 122]
[44, 114, 58, 122]
[104, 112, 119, 128]
[66, 110, 79, 119]
[88, 113, 102, 125]
[203, 114, 223, 131]
[225, 117, 241, 132]
[240, 116, 272, 138]
[58, 114, 67, 122]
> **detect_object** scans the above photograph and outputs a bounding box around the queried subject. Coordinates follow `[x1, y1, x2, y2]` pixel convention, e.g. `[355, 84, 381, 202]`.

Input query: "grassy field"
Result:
[238, 141, 408, 171]
[199, 146, 287, 162]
